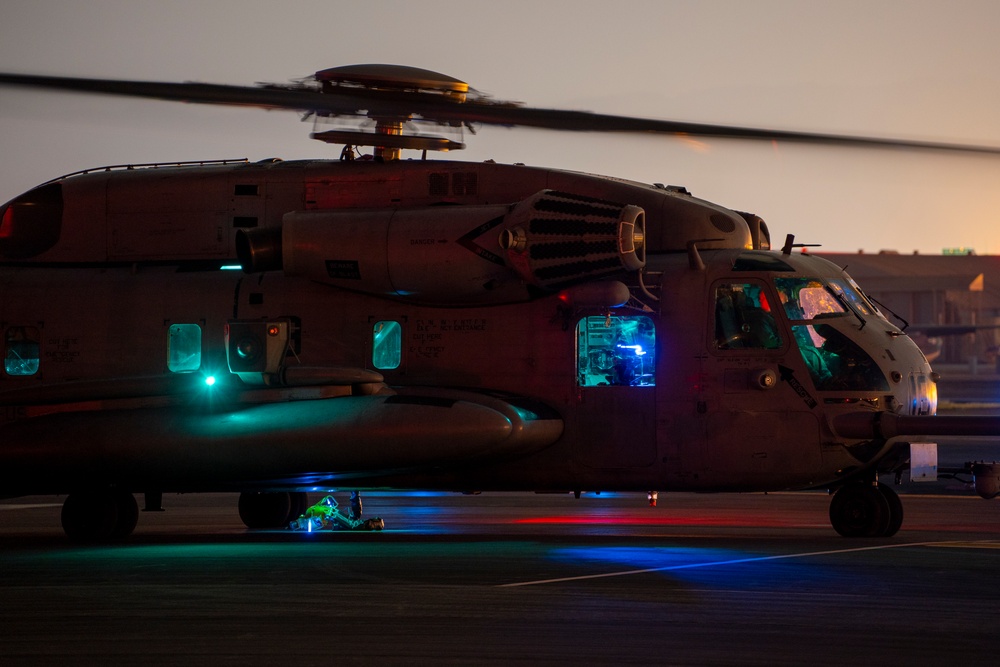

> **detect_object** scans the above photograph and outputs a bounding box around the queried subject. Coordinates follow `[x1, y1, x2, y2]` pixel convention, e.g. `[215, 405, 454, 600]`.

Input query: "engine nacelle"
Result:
[237, 190, 646, 305]
[498, 190, 645, 289]
[278, 204, 527, 305]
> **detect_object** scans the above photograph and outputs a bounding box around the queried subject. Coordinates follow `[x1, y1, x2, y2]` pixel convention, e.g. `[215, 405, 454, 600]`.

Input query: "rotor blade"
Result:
[0, 72, 372, 116]
[3, 72, 1000, 155]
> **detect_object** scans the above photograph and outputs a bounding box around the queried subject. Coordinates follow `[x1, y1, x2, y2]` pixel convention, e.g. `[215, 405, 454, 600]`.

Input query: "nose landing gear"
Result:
[829, 482, 903, 537]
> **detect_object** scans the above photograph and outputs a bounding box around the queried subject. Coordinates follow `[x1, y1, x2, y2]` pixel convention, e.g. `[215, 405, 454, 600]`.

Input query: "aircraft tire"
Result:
[876, 484, 904, 537]
[61, 491, 119, 542]
[109, 491, 140, 539]
[829, 483, 891, 537]
[238, 491, 293, 529]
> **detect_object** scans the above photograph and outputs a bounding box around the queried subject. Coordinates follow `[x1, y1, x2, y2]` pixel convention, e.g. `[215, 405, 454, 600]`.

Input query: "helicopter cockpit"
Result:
[774, 275, 890, 393]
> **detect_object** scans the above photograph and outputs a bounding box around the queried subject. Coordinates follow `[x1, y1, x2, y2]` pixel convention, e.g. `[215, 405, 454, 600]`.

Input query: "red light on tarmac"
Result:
[515, 512, 794, 528]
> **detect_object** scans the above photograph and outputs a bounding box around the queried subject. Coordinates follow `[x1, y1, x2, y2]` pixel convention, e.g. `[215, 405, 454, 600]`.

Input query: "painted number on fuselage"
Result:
[45, 337, 80, 363]
[410, 318, 488, 359]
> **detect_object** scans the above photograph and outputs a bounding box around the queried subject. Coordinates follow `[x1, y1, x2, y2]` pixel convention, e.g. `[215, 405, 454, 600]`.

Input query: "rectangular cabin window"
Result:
[4, 326, 40, 376]
[167, 323, 202, 372]
[234, 184, 259, 196]
[576, 315, 655, 387]
[372, 321, 401, 370]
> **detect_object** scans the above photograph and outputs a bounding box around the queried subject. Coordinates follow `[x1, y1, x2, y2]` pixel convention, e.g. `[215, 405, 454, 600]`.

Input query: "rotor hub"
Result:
[310, 64, 470, 159]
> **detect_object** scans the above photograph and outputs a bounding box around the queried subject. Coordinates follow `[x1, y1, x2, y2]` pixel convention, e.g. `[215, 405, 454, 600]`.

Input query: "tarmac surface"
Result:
[2, 490, 999, 666]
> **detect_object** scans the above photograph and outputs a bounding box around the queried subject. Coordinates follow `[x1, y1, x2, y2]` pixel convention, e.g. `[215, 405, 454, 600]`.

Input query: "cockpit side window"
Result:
[713, 282, 783, 351]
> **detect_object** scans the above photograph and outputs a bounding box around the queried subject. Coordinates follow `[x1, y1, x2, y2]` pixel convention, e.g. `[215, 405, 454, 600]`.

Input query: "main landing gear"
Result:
[61, 489, 139, 541]
[829, 481, 903, 537]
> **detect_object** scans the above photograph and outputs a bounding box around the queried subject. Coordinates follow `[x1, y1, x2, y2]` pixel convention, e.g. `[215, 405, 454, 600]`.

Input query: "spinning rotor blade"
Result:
[0, 72, 373, 115]
[3, 71, 1000, 155]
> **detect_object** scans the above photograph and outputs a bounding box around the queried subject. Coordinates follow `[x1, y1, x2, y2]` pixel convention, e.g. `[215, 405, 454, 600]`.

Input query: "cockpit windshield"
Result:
[774, 276, 877, 321]
[829, 278, 876, 316]
[773, 277, 888, 392]
[774, 277, 845, 321]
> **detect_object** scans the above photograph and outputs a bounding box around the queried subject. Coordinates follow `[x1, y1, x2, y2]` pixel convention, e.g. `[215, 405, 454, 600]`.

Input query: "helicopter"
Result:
[1, 64, 1000, 541]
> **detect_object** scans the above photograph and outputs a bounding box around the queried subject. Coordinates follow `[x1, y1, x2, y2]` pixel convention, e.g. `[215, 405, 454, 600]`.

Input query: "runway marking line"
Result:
[0, 503, 62, 511]
[925, 540, 1000, 550]
[498, 540, 991, 588]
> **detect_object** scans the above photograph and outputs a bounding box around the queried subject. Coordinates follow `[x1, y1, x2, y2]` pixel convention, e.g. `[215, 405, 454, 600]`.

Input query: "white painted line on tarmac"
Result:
[926, 540, 1000, 549]
[498, 540, 960, 588]
[0, 503, 62, 511]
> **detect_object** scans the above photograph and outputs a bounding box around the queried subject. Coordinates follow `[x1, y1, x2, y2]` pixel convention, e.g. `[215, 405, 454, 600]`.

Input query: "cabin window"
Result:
[372, 321, 401, 370]
[713, 282, 783, 350]
[4, 326, 40, 376]
[167, 323, 202, 372]
[576, 315, 655, 387]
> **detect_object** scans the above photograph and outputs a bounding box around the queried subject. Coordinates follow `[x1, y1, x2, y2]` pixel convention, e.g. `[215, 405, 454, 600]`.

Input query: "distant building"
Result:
[815, 251, 1000, 371]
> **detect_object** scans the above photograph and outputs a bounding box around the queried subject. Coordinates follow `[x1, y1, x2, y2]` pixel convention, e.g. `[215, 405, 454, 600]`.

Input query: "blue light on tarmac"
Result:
[548, 545, 836, 590]
[204, 375, 217, 387]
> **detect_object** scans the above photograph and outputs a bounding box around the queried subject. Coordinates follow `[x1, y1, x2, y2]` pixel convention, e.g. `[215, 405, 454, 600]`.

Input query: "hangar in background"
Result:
[816, 251, 1000, 374]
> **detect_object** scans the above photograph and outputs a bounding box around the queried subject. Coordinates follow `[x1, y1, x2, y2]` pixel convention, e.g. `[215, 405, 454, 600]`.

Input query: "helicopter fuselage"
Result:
[0, 158, 939, 528]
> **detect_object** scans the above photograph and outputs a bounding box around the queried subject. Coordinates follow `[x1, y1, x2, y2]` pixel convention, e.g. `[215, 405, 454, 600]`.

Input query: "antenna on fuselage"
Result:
[781, 234, 821, 255]
[686, 238, 723, 270]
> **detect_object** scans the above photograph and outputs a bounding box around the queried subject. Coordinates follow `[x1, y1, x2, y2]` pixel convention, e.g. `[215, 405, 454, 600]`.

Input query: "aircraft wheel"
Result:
[876, 484, 904, 537]
[61, 492, 119, 542]
[110, 491, 140, 539]
[829, 483, 891, 537]
[238, 492, 293, 529]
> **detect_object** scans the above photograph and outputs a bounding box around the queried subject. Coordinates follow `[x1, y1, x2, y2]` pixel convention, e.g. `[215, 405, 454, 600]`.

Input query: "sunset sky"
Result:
[2, 0, 999, 253]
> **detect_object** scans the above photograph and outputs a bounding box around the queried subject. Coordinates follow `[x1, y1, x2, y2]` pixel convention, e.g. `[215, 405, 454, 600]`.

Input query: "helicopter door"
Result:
[574, 315, 656, 468]
[696, 280, 822, 484]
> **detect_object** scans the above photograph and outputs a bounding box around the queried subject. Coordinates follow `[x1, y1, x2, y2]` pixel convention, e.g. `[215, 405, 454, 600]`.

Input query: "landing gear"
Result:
[61, 490, 139, 541]
[829, 482, 903, 537]
[349, 490, 362, 520]
[238, 491, 308, 529]
[877, 483, 904, 537]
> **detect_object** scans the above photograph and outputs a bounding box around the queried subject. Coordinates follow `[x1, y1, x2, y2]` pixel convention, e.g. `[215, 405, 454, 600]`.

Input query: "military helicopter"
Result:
[2, 64, 999, 541]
